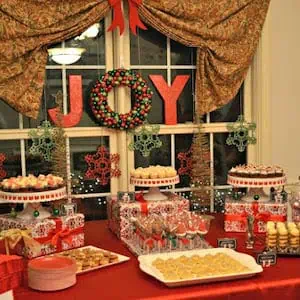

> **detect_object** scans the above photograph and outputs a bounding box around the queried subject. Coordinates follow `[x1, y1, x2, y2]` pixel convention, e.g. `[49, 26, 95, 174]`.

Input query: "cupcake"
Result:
[165, 167, 177, 178]
[149, 171, 159, 179]
[34, 179, 48, 192]
[141, 171, 150, 179]
[228, 167, 237, 176]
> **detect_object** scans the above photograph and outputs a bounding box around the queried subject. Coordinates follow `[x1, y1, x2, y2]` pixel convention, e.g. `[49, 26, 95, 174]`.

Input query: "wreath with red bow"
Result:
[90, 69, 153, 130]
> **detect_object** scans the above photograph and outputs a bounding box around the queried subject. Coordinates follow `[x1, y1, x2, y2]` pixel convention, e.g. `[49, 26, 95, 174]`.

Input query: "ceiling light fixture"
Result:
[47, 48, 86, 65]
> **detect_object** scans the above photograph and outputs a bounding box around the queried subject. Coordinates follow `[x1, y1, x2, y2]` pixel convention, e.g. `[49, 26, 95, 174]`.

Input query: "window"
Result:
[0, 12, 251, 218]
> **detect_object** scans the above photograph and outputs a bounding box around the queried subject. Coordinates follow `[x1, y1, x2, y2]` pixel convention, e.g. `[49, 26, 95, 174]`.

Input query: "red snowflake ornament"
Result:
[84, 146, 121, 186]
[177, 150, 192, 176]
[0, 153, 7, 179]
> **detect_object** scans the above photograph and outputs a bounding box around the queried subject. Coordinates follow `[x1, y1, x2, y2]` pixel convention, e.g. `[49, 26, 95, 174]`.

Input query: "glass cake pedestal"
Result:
[130, 176, 179, 201]
[227, 175, 287, 202]
[0, 187, 67, 220]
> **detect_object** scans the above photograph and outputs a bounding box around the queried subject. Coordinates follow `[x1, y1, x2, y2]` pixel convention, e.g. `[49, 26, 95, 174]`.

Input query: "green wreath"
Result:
[90, 69, 153, 130]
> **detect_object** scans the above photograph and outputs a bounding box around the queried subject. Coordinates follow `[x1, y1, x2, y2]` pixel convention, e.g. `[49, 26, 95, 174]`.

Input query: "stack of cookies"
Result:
[266, 222, 277, 249]
[266, 221, 300, 253]
[287, 223, 300, 250]
[277, 222, 288, 250]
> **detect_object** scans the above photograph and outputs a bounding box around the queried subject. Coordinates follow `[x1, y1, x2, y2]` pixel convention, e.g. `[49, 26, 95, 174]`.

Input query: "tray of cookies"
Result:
[52, 246, 130, 274]
[266, 221, 300, 255]
[138, 248, 262, 287]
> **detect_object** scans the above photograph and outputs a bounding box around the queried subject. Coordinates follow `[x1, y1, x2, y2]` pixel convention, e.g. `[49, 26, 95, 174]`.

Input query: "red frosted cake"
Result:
[0, 174, 64, 192]
[228, 164, 284, 178]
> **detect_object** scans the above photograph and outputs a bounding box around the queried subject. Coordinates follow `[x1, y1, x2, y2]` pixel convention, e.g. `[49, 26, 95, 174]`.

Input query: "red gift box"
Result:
[0, 255, 24, 294]
[0, 214, 85, 259]
[107, 193, 189, 241]
[224, 200, 287, 233]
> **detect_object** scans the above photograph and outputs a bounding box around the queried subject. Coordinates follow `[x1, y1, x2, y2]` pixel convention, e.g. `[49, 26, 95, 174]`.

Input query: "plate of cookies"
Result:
[53, 246, 130, 274]
[138, 248, 262, 287]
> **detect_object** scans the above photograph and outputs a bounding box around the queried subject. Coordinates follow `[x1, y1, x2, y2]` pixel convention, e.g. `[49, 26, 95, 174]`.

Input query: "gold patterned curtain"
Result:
[0, 0, 110, 119]
[139, 0, 270, 115]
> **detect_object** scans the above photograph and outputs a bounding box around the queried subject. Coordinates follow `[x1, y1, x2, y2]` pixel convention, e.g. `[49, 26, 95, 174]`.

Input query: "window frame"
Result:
[0, 10, 271, 213]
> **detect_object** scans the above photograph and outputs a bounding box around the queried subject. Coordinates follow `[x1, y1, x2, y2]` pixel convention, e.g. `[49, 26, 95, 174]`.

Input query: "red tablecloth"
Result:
[9, 215, 300, 300]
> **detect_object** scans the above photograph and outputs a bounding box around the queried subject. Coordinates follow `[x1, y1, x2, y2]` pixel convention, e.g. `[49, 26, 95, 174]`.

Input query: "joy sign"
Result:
[48, 73, 190, 128]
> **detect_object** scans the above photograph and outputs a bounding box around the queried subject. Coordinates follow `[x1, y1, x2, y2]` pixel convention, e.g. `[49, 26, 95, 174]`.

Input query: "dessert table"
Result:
[9, 214, 300, 300]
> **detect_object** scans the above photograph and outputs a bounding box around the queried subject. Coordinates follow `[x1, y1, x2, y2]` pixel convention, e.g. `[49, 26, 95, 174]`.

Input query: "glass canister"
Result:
[287, 179, 300, 222]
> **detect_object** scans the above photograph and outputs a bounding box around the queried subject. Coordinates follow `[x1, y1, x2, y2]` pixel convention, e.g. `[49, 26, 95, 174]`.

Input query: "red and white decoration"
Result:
[107, 194, 189, 241]
[130, 176, 179, 201]
[224, 200, 287, 233]
[0, 187, 67, 203]
[85, 145, 121, 186]
[227, 175, 287, 188]
[0, 214, 84, 259]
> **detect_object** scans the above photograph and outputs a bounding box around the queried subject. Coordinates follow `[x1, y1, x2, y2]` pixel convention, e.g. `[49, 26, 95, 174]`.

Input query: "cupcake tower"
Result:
[130, 166, 179, 201]
[0, 174, 64, 192]
[0, 174, 66, 220]
[266, 221, 300, 254]
[227, 164, 287, 202]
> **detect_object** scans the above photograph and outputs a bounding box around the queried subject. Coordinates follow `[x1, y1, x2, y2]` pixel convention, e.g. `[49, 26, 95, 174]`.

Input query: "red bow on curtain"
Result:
[108, 0, 147, 35]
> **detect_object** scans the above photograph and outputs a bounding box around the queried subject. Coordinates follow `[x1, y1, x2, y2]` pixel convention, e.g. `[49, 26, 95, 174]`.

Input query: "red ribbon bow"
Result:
[136, 191, 149, 215]
[108, 0, 147, 35]
[51, 228, 73, 252]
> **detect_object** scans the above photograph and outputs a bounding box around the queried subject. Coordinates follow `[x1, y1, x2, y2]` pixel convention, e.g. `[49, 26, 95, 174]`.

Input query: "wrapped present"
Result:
[224, 200, 287, 233]
[107, 193, 189, 241]
[0, 214, 85, 258]
[0, 254, 24, 294]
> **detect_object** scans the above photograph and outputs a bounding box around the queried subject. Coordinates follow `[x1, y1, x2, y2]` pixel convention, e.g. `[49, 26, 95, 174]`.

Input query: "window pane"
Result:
[210, 85, 244, 122]
[70, 137, 110, 194]
[66, 69, 104, 127]
[213, 133, 247, 185]
[25, 140, 53, 176]
[132, 69, 167, 124]
[134, 135, 171, 168]
[65, 21, 105, 66]
[0, 101, 19, 129]
[76, 196, 107, 220]
[214, 188, 232, 213]
[130, 27, 167, 65]
[175, 134, 193, 188]
[171, 40, 196, 65]
[23, 70, 62, 128]
[0, 140, 21, 178]
[171, 69, 195, 123]
[134, 135, 171, 191]
[0, 141, 22, 214]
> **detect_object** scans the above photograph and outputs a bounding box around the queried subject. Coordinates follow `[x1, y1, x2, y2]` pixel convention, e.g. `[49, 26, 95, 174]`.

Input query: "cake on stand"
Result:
[228, 175, 287, 202]
[0, 187, 67, 220]
[130, 176, 179, 201]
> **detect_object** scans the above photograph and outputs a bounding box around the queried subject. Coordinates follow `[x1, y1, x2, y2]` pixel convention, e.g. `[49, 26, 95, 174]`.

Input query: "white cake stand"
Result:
[0, 187, 67, 220]
[130, 176, 180, 201]
[227, 175, 287, 202]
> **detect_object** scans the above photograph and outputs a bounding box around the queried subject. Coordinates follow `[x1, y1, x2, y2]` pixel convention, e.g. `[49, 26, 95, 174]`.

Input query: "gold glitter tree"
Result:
[51, 91, 67, 181]
[190, 117, 212, 211]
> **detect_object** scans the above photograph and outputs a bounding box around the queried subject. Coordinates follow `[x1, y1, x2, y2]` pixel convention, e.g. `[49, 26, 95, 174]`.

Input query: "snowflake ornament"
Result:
[128, 123, 162, 157]
[84, 146, 121, 186]
[177, 149, 192, 176]
[226, 115, 256, 152]
[0, 153, 7, 179]
[29, 121, 55, 161]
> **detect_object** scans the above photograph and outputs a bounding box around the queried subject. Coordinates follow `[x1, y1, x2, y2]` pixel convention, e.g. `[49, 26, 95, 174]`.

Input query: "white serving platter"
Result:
[53, 245, 130, 275]
[138, 248, 263, 287]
